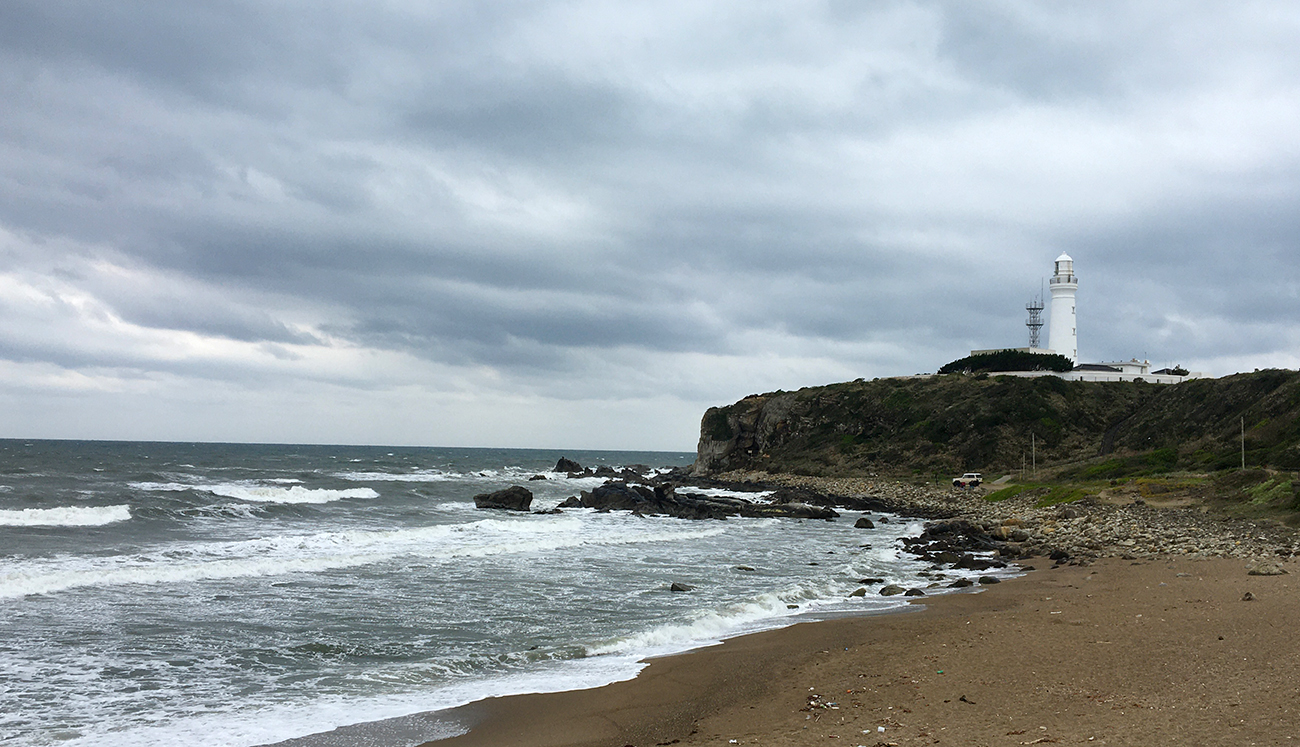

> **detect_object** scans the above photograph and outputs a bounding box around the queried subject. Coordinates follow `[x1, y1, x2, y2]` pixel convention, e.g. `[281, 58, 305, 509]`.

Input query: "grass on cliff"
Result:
[1206, 469, 1300, 525]
[982, 467, 1300, 525]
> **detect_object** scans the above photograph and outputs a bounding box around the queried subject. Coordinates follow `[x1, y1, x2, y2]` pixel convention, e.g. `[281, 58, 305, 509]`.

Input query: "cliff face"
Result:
[692, 370, 1300, 477]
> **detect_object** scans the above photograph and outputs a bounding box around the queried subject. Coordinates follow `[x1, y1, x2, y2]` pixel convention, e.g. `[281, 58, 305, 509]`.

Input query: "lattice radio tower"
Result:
[1026, 294, 1045, 348]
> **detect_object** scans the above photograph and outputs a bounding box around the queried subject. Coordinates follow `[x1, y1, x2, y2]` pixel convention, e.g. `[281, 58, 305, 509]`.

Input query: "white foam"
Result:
[131, 481, 378, 504]
[208, 485, 378, 504]
[0, 515, 726, 600]
[335, 470, 460, 483]
[0, 504, 131, 527]
[48, 652, 647, 747]
[677, 487, 774, 500]
[586, 582, 905, 659]
[130, 481, 192, 491]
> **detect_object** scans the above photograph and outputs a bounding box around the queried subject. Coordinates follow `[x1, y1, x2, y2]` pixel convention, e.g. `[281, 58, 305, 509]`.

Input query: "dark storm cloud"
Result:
[1, 1, 1299, 446]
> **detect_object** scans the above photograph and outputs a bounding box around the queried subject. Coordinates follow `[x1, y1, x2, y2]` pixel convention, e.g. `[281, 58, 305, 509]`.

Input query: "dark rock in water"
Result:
[854, 517, 875, 529]
[528, 474, 548, 481]
[564, 480, 840, 521]
[877, 516, 890, 523]
[594, 465, 618, 477]
[583, 481, 655, 511]
[948, 578, 975, 588]
[557, 496, 582, 508]
[778, 503, 840, 520]
[954, 554, 1001, 571]
[533, 508, 562, 515]
[670, 582, 695, 592]
[879, 584, 906, 596]
[848, 587, 867, 597]
[934, 551, 962, 565]
[977, 576, 1001, 585]
[734, 565, 756, 571]
[473, 486, 533, 511]
[904, 588, 926, 597]
[860, 577, 885, 584]
[554, 457, 582, 473]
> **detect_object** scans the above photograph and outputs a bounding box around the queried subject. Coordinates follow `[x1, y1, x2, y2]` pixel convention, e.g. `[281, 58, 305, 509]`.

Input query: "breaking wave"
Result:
[0, 515, 725, 600]
[0, 505, 131, 527]
[132, 481, 378, 504]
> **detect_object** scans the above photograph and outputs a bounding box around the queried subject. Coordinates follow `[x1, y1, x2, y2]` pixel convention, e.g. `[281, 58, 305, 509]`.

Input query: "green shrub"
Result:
[938, 350, 1074, 375]
[1036, 486, 1087, 507]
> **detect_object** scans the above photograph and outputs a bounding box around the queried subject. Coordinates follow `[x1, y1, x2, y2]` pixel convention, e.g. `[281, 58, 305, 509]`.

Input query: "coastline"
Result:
[426, 554, 1298, 747]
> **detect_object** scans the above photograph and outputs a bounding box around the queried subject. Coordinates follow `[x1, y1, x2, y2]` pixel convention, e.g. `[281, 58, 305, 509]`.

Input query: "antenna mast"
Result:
[1026, 294, 1045, 348]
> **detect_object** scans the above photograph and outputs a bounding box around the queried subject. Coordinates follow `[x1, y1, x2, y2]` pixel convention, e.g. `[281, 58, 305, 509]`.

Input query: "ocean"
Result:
[0, 440, 997, 747]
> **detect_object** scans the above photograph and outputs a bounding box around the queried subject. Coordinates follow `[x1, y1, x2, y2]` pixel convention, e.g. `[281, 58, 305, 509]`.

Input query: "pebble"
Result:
[714, 470, 1300, 562]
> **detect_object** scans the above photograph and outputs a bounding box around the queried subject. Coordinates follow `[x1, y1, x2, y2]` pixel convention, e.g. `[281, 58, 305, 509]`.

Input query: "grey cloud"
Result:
[1, 1, 1299, 446]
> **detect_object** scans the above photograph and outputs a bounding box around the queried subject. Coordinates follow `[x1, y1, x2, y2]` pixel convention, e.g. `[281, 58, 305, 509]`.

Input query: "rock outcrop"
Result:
[691, 370, 1300, 478]
[473, 486, 533, 511]
[566, 481, 839, 520]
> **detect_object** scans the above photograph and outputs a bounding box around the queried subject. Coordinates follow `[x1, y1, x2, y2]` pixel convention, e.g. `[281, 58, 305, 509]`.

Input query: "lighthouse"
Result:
[1048, 253, 1078, 364]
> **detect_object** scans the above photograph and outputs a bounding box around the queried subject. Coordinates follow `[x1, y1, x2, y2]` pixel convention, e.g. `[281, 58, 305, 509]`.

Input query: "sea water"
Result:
[0, 440, 994, 747]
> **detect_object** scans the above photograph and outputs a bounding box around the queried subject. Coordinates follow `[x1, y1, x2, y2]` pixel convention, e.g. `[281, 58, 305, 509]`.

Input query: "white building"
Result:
[1047, 253, 1078, 363]
[985, 359, 1198, 384]
[963, 254, 1202, 384]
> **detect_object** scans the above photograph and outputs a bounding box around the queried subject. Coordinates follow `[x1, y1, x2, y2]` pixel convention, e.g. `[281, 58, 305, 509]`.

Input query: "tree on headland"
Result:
[938, 350, 1074, 375]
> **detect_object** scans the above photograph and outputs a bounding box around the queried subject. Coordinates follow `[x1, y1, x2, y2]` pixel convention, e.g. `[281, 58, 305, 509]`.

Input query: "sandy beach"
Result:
[429, 554, 1298, 747]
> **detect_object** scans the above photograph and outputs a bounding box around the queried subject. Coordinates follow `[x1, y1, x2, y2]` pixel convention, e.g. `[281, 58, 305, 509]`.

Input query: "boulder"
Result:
[779, 502, 840, 520]
[557, 496, 582, 508]
[879, 584, 906, 596]
[583, 482, 656, 511]
[977, 576, 1001, 585]
[954, 554, 1000, 571]
[948, 578, 975, 588]
[473, 486, 533, 511]
[904, 588, 926, 597]
[554, 457, 583, 473]
[854, 517, 876, 529]
[848, 587, 867, 597]
[1247, 561, 1288, 576]
[670, 582, 695, 592]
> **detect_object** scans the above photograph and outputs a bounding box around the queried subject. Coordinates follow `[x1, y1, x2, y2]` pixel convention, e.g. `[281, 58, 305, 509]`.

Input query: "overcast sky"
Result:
[1, 1, 1298, 451]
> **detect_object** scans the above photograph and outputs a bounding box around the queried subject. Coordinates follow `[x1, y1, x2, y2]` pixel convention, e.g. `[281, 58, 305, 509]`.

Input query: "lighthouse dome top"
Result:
[1055, 252, 1073, 263]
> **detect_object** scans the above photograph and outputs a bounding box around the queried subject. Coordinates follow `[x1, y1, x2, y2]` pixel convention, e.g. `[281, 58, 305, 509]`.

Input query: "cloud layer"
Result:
[2, 1, 1298, 449]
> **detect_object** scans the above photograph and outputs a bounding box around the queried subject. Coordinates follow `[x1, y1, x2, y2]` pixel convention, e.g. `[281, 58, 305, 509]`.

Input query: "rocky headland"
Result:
[713, 470, 1300, 566]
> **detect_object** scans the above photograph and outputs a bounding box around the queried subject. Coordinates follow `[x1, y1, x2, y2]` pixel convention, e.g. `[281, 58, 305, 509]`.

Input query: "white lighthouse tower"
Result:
[1047, 253, 1078, 364]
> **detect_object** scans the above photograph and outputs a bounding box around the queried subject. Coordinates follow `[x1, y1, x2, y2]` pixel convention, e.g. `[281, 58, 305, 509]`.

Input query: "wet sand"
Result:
[426, 555, 1298, 747]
